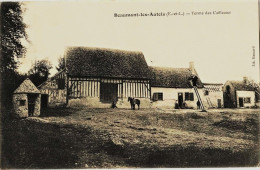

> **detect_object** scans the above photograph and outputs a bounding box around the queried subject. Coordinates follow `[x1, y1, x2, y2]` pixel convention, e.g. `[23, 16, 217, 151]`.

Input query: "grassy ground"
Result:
[1, 107, 259, 168]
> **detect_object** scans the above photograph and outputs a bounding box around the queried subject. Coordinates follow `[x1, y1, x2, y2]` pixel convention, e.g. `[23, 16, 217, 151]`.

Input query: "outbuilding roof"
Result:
[150, 66, 203, 88]
[13, 78, 40, 94]
[228, 81, 255, 91]
[65, 47, 151, 79]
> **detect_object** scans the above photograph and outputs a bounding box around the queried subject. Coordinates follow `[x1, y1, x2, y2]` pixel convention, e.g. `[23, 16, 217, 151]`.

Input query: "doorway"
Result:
[239, 97, 244, 107]
[100, 83, 118, 103]
[41, 94, 48, 109]
[28, 94, 38, 116]
[217, 99, 221, 108]
[178, 93, 183, 108]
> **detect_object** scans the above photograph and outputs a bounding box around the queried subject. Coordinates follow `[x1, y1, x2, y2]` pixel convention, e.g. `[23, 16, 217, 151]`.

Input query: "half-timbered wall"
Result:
[68, 78, 99, 98]
[68, 77, 151, 100]
[39, 70, 67, 107]
[40, 71, 151, 108]
[122, 80, 150, 98]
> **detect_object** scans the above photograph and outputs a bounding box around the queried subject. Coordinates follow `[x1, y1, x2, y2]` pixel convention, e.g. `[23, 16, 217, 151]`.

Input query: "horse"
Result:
[128, 97, 140, 110]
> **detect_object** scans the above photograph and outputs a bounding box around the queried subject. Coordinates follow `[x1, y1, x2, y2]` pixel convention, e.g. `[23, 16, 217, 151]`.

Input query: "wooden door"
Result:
[100, 83, 118, 103]
[28, 94, 38, 116]
[41, 94, 48, 109]
[178, 93, 183, 108]
[239, 97, 244, 107]
[217, 99, 221, 108]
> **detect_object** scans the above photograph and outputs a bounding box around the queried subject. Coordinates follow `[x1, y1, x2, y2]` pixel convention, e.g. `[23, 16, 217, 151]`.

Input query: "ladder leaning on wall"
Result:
[193, 86, 206, 112]
[206, 97, 213, 108]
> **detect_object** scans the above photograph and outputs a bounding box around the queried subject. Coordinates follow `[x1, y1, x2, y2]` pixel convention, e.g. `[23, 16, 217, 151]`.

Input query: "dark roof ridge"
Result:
[65, 46, 143, 54]
[203, 83, 223, 85]
[149, 66, 189, 70]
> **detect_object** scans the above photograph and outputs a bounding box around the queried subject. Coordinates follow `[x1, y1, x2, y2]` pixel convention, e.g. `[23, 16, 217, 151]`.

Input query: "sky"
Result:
[18, 0, 259, 84]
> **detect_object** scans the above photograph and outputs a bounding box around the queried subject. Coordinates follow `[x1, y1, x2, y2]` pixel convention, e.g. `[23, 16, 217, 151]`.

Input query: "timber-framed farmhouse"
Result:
[39, 47, 152, 108]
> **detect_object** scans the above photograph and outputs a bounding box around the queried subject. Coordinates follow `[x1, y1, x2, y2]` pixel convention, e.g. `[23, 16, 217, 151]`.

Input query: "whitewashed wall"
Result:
[204, 91, 224, 108]
[68, 96, 151, 108]
[236, 91, 255, 107]
[151, 87, 205, 109]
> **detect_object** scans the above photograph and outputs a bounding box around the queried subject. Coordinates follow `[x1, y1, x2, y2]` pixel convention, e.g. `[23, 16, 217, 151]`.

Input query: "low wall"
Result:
[117, 98, 152, 109]
[68, 97, 152, 109]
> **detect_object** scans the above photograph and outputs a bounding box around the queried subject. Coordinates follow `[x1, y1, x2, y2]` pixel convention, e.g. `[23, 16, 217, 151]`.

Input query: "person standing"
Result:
[197, 100, 201, 109]
[175, 100, 179, 109]
[111, 101, 117, 108]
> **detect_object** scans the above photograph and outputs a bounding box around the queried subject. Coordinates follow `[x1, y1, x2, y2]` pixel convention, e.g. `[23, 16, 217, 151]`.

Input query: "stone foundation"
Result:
[68, 97, 152, 109]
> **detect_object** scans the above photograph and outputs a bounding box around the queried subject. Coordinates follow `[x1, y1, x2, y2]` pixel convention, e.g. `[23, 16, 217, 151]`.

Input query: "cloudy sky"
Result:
[18, 0, 259, 83]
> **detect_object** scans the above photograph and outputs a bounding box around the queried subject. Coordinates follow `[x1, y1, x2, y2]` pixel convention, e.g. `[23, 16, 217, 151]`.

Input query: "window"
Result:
[244, 97, 251, 103]
[19, 100, 26, 106]
[204, 90, 209, 95]
[185, 92, 189, 100]
[190, 93, 194, 101]
[158, 93, 163, 100]
[185, 92, 194, 101]
[153, 92, 163, 101]
[57, 79, 65, 89]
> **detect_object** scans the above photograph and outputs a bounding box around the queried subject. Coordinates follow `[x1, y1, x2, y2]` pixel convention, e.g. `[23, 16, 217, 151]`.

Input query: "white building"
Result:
[150, 62, 206, 109]
[203, 83, 224, 108]
[223, 77, 256, 108]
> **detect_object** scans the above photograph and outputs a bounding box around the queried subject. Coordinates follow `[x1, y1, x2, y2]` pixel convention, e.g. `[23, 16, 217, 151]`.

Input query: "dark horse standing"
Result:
[128, 97, 140, 110]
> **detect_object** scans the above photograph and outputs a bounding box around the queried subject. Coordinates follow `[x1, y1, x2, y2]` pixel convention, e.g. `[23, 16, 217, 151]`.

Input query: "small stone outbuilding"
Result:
[13, 78, 41, 118]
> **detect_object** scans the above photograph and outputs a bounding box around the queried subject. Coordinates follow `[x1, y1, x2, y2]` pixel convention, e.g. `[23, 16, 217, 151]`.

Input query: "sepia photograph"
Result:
[0, 0, 259, 168]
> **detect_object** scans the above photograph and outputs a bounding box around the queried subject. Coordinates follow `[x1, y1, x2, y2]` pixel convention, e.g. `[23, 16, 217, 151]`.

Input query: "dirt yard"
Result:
[2, 108, 259, 168]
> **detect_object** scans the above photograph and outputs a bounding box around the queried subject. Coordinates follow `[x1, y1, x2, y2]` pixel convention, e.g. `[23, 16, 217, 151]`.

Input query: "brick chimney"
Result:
[243, 76, 249, 84]
[189, 61, 195, 74]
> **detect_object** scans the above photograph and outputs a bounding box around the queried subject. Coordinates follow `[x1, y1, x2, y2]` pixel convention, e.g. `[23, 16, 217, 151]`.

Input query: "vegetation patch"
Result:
[2, 108, 259, 168]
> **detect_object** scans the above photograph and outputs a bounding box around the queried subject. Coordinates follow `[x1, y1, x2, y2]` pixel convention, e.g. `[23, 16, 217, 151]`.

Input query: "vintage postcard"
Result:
[0, 0, 259, 168]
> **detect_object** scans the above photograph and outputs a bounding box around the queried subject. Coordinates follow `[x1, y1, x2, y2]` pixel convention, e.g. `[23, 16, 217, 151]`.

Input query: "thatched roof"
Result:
[65, 47, 151, 79]
[228, 81, 255, 91]
[13, 78, 40, 94]
[150, 66, 203, 88]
